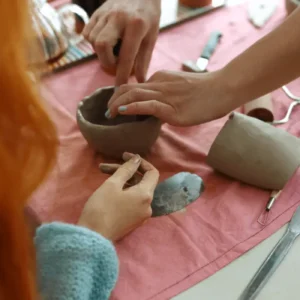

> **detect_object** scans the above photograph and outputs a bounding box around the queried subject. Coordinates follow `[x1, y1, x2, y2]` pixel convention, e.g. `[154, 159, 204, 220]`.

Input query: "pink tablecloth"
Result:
[32, 1, 300, 299]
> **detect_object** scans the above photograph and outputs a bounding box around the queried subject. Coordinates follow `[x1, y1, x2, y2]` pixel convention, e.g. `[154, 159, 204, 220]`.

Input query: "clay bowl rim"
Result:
[77, 87, 161, 129]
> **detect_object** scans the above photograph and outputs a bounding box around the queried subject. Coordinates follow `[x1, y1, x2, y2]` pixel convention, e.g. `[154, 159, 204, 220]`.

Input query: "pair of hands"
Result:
[78, 152, 159, 242]
[82, 0, 237, 127]
[83, 0, 161, 85]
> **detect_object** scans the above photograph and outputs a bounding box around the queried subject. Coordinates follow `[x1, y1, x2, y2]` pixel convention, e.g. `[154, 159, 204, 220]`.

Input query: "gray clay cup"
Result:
[77, 86, 162, 158]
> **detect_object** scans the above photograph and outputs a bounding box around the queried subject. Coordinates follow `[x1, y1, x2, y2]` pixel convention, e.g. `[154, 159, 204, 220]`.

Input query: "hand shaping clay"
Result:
[77, 86, 162, 159]
[243, 94, 274, 122]
[207, 112, 300, 190]
[151, 172, 204, 217]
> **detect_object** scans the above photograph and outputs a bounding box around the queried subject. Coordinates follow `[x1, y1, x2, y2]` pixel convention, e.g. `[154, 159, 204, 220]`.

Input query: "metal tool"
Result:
[182, 31, 222, 73]
[265, 190, 281, 211]
[238, 205, 300, 300]
[270, 86, 300, 125]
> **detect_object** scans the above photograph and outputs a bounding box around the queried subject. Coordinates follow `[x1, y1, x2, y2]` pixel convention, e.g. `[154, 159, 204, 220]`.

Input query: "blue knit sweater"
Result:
[35, 222, 119, 300]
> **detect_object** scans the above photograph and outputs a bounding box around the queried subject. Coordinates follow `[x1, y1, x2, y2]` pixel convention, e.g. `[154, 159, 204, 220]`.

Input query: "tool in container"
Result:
[182, 30, 222, 73]
[238, 205, 300, 300]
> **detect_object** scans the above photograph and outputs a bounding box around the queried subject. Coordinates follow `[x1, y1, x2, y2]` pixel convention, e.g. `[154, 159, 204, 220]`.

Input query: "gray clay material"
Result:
[207, 112, 300, 190]
[151, 172, 204, 217]
[76, 86, 162, 159]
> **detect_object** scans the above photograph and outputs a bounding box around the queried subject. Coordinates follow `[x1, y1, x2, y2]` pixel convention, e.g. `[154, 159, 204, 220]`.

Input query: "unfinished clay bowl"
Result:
[77, 86, 162, 158]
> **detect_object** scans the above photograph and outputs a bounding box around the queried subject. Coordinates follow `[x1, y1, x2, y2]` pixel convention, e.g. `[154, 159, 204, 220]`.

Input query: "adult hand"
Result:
[82, 0, 161, 86]
[106, 70, 237, 126]
[78, 153, 159, 241]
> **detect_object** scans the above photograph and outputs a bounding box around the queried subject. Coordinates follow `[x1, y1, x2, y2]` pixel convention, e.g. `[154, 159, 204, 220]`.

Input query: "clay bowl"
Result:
[77, 86, 162, 159]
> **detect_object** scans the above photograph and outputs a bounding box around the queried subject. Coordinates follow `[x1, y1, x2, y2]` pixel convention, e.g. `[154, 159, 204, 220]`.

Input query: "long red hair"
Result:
[0, 0, 57, 299]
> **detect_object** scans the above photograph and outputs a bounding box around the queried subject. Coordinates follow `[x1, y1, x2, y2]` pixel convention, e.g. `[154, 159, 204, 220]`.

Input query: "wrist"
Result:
[78, 216, 114, 241]
[217, 63, 254, 110]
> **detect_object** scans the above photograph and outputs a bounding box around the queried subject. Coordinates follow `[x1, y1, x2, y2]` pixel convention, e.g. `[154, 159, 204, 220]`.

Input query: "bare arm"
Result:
[107, 7, 300, 127]
[224, 7, 300, 107]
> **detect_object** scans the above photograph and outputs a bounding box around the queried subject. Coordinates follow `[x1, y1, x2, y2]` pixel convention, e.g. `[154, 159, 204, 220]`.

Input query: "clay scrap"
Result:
[77, 86, 162, 159]
[207, 112, 300, 190]
[151, 172, 204, 217]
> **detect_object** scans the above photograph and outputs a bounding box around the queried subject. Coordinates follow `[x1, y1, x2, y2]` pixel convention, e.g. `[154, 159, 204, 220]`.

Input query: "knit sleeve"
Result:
[35, 222, 119, 300]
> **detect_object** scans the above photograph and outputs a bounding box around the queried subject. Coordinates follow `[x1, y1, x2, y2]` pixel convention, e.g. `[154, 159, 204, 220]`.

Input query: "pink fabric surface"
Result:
[32, 1, 300, 299]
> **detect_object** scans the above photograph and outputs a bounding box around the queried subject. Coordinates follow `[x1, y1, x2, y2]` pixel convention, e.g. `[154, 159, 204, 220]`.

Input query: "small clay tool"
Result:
[182, 31, 222, 72]
[265, 190, 281, 211]
[238, 205, 300, 300]
[244, 94, 274, 122]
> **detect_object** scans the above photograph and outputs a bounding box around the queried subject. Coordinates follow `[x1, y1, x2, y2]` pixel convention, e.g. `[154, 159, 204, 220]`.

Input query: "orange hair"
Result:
[0, 1, 57, 299]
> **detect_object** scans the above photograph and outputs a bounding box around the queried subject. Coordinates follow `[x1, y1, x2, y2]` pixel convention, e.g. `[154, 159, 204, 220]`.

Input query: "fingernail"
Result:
[105, 109, 111, 119]
[114, 86, 119, 92]
[118, 106, 127, 112]
[133, 154, 141, 164]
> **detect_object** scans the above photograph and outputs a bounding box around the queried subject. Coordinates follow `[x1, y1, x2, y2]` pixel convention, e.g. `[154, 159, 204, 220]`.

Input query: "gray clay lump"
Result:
[151, 172, 204, 217]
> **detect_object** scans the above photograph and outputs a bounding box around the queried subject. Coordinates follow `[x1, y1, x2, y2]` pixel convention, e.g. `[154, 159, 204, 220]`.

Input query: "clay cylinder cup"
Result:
[206, 112, 300, 190]
[77, 86, 162, 158]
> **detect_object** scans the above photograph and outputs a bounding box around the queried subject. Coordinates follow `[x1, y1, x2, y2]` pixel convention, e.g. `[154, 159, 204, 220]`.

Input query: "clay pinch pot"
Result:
[76, 86, 162, 159]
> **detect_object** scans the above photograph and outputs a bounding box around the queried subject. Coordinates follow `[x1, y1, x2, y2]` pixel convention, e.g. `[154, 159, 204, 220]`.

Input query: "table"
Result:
[175, 225, 300, 299]
[42, 1, 300, 299]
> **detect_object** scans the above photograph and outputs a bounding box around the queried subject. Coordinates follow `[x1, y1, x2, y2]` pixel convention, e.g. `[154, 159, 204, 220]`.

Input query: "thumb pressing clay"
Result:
[207, 112, 300, 190]
[151, 172, 204, 217]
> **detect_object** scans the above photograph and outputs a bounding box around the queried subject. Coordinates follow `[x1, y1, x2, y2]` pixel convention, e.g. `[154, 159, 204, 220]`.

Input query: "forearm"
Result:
[223, 7, 300, 107]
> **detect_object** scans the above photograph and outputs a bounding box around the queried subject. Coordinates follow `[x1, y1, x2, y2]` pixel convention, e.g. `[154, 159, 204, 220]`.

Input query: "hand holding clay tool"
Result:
[238, 205, 300, 300]
[182, 30, 222, 72]
[271, 85, 300, 125]
[100, 161, 205, 218]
